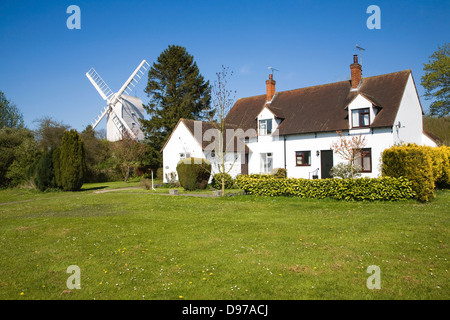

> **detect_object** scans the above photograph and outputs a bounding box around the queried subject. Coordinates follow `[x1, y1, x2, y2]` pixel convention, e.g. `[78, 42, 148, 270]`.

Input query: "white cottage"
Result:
[162, 55, 436, 182]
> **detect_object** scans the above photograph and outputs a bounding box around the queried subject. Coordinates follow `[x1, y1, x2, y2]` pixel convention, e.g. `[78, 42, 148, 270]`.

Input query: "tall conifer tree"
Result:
[140, 45, 212, 166]
[59, 129, 86, 191]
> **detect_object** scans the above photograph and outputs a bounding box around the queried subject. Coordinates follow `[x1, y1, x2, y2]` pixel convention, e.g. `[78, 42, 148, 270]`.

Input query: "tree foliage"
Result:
[33, 116, 70, 152]
[0, 128, 38, 188]
[421, 43, 449, 117]
[423, 115, 450, 146]
[0, 90, 24, 129]
[111, 131, 147, 182]
[34, 150, 56, 191]
[140, 45, 212, 166]
[80, 125, 113, 182]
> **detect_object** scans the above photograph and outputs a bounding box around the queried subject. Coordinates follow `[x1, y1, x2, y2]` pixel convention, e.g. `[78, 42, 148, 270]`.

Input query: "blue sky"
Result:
[0, 0, 448, 132]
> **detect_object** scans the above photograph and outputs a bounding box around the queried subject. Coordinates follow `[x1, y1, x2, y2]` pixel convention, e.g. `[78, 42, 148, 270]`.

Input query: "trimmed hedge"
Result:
[235, 175, 415, 201]
[428, 146, 450, 189]
[382, 144, 450, 202]
[176, 157, 211, 190]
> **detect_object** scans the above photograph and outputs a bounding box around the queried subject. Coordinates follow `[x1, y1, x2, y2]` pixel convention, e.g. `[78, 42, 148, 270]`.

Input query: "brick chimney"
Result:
[266, 74, 276, 102]
[350, 54, 362, 89]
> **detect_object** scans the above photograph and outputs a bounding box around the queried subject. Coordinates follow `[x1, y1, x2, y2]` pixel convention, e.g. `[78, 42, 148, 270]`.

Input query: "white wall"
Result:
[422, 133, 438, 147]
[206, 151, 242, 178]
[393, 74, 424, 145]
[246, 128, 395, 179]
[162, 121, 205, 182]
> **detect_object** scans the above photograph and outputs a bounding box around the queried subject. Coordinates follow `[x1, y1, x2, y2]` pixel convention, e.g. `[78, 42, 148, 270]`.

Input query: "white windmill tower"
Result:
[86, 60, 150, 141]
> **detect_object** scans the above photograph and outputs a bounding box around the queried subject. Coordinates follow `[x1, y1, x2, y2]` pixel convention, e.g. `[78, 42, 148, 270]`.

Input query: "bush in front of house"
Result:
[330, 162, 362, 179]
[176, 157, 211, 191]
[382, 144, 449, 202]
[235, 175, 415, 201]
[270, 168, 287, 179]
[211, 172, 235, 190]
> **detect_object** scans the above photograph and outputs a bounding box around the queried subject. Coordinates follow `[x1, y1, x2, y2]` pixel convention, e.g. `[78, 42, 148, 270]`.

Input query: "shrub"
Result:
[439, 146, 450, 188]
[271, 168, 287, 179]
[429, 146, 450, 188]
[211, 172, 234, 190]
[176, 157, 211, 191]
[34, 150, 56, 191]
[0, 128, 39, 188]
[382, 144, 435, 202]
[235, 175, 415, 201]
[59, 130, 86, 191]
[140, 178, 153, 190]
[52, 147, 62, 188]
[156, 167, 164, 180]
[330, 162, 362, 179]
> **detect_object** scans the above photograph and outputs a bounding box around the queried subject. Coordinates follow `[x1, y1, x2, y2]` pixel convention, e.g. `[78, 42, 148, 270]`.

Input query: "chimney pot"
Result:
[353, 54, 358, 64]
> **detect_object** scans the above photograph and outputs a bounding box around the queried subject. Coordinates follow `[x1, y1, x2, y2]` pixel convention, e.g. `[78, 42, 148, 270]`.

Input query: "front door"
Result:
[320, 150, 333, 179]
[241, 153, 249, 175]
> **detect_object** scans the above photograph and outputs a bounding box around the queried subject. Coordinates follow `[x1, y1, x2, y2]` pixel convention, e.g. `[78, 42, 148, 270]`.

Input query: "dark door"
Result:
[320, 150, 333, 179]
[241, 153, 249, 175]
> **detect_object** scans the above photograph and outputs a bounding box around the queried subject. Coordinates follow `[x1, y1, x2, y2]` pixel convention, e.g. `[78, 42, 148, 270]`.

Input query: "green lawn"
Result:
[0, 182, 448, 300]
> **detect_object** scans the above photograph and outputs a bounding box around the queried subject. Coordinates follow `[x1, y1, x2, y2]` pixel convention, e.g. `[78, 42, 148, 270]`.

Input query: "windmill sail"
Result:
[110, 60, 150, 106]
[86, 68, 114, 102]
[91, 104, 110, 129]
[86, 59, 149, 140]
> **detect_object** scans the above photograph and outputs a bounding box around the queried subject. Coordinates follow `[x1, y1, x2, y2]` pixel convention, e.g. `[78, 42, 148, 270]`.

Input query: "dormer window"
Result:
[259, 119, 272, 135]
[351, 108, 370, 128]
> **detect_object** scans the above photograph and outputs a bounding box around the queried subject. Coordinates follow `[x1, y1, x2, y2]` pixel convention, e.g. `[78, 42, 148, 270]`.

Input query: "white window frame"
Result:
[259, 119, 272, 136]
[260, 152, 273, 173]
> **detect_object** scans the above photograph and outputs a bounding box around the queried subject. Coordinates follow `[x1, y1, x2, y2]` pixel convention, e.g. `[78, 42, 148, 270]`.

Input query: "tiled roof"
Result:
[225, 70, 413, 135]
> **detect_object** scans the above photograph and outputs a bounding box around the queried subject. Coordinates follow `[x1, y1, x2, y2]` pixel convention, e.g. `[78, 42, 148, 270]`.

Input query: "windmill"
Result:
[86, 60, 150, 141]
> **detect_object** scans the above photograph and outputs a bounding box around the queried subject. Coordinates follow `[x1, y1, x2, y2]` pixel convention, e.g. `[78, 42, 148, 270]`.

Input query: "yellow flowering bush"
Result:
[382, 144, 450, 202]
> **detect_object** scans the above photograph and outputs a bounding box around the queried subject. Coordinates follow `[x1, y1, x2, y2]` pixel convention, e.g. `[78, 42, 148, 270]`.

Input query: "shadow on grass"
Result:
[80, 186, 108, 192]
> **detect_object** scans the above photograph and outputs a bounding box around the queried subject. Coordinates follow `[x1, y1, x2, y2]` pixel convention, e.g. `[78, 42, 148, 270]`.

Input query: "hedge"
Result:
[428, 146, 450, 189]
[176, 157, 211, 190]
[235, 175, 415, 201]
[382, 144, 450, 202]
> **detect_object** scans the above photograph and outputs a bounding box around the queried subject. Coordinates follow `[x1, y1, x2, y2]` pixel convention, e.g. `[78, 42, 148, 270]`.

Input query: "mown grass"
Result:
[0, 182, 448, 300]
